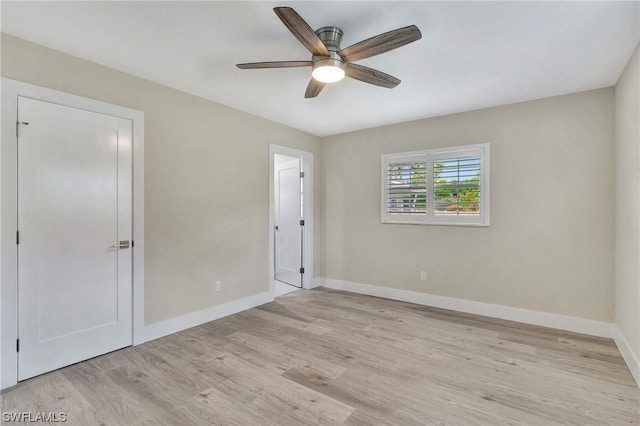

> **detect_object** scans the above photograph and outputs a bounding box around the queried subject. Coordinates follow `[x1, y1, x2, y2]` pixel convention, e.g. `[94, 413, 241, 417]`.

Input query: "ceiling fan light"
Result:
[311, 55, 346, 83]
[312, 65, 345, 83]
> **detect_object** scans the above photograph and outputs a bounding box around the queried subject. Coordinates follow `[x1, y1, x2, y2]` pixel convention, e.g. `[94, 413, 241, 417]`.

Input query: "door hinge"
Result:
[16, 231, 20, 245]
[299, 219, 305, 226]
[131, 240, 134, 248]
[16, 121, 29, 137]
[300, 171, 305, 178]
[299, 267, 305, 274]
[16, 339, 20, 352]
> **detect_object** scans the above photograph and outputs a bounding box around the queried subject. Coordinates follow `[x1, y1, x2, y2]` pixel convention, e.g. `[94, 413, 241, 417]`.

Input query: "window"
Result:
[382, 143, 490, 226]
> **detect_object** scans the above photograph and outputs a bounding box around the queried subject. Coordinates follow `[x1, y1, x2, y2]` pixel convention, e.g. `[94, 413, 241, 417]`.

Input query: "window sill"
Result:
[381, 219, 490, 227]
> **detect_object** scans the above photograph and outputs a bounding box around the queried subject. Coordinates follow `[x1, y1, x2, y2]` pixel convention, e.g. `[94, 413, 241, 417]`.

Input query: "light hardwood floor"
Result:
[2, 288, 638, 425]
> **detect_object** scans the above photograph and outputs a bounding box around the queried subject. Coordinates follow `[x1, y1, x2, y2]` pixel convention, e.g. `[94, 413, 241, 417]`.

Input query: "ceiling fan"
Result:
[237, 7, 422, 98]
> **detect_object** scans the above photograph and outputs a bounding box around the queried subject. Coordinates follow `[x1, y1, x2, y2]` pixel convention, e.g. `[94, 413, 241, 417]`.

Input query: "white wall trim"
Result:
[268, 145, 314, 297]
[319, 278, 614, 338]
[311, 277, 324, 289]
[132, 108, 145, 346]
[1, 78, 145, 389]
[612, 326, 640, 388]
[141, 291, 273, 343]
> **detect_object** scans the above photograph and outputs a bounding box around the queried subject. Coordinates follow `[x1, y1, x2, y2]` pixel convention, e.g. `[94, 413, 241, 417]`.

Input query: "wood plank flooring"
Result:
[2, 288, 638, 425]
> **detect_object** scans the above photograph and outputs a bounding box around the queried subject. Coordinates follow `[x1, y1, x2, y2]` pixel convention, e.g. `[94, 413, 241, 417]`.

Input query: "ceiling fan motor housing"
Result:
[312, 26, 346, 77]
[315, 26, 343, 51]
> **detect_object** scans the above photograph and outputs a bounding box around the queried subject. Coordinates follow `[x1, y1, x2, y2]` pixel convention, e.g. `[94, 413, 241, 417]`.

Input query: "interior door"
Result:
[274, 157, 303, 287]
[17, 96, 133, 381]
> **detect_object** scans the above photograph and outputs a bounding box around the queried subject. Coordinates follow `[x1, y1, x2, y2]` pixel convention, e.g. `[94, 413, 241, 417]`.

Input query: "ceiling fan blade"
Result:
[274, 7, 330, 57]
[305, 79, 326, 98]
[237, 61, 312, 69]
[345, 63, 400, 88]
[339, 25, 422, 62]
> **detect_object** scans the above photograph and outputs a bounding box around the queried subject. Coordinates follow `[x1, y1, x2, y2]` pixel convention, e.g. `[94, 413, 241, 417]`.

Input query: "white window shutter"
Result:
[381, 144, 490, 226]
[381, 152, 428, 223]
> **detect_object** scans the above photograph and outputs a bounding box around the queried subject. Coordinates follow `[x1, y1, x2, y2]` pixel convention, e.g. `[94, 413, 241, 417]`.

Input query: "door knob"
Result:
[111, 240, 130, 249]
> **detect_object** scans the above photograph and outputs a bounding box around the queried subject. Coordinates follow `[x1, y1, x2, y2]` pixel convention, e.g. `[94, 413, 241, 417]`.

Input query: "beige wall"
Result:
[615, 43, 640, 359]
[1, 32, 626, 330]
[1, 34, 322, 324]
[321, 88, 615, 322]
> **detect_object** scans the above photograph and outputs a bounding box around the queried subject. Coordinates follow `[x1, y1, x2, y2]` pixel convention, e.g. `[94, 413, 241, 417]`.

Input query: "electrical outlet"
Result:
[215, 280, 221, 292]
[420, 271, 427, 281]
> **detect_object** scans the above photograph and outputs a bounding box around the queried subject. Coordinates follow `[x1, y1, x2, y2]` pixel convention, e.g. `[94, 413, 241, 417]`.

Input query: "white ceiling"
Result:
[2, 1, 638, 136]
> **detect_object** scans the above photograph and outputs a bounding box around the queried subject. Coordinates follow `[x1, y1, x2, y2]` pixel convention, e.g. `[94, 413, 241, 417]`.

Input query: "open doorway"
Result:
[269, 145, 313, 298]
[274, 154, 303, 293]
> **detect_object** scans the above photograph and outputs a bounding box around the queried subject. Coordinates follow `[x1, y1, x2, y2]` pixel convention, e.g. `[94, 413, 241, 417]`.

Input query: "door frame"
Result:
[0, 78, 145, 389]
[269, 145, 314, 296]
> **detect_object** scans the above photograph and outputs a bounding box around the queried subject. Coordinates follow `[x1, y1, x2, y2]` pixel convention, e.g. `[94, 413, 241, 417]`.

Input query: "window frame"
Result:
[381, 143, 490, 227]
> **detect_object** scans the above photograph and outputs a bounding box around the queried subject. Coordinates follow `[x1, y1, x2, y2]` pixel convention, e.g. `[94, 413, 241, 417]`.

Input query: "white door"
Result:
[17, 97, 133, 381]
[274, 157, 303, 287]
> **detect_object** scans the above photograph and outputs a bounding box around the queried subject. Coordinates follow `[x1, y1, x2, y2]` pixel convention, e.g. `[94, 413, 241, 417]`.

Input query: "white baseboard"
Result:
[141, 291, 273, 343]
[612, 326, 640, 388]
[310, 277, 323, 289]
[319, 278, 613, 338]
